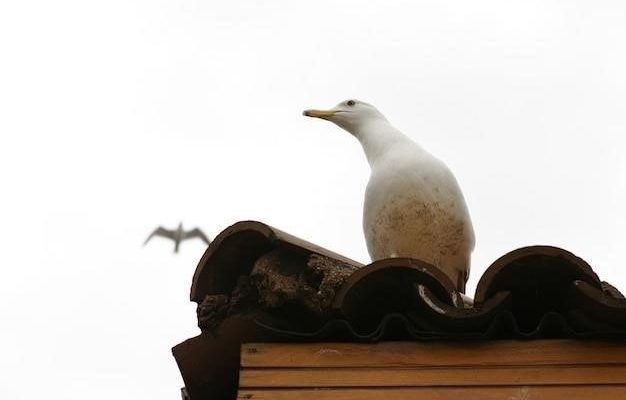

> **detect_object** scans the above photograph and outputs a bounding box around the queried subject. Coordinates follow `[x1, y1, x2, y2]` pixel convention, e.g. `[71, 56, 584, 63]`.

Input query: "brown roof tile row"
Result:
[173, 220, 626, 400]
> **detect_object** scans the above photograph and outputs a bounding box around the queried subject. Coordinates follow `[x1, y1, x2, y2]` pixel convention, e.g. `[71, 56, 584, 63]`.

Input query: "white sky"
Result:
[1, 1, 625, 398]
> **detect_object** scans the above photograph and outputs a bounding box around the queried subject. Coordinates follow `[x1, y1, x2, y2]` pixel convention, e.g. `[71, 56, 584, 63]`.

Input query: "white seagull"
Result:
[304, 99, 475, 292]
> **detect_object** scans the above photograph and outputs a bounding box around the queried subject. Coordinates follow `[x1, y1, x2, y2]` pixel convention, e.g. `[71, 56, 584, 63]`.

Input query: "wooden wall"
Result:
[238, 340, 626, 400]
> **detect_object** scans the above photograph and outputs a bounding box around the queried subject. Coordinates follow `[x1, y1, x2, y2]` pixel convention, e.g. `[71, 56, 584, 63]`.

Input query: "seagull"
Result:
[303, 99, 475, 292]
[144, 222, 211, 253]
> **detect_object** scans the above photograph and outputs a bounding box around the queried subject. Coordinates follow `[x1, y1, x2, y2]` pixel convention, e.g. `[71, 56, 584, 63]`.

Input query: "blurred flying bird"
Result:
[144, 222, 211, 253]
[304, 99, 475, 292]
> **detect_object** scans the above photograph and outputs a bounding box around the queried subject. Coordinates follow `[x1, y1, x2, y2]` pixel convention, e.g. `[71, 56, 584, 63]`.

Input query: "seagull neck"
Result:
[354, 120, 411, 168]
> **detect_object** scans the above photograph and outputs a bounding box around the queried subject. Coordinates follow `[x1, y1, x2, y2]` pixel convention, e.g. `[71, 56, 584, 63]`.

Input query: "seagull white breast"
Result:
[362, 135, 475, 291]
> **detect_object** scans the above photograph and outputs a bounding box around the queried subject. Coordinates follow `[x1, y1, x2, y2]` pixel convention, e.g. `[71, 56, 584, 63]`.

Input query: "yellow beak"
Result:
[302, 109, 337, 119]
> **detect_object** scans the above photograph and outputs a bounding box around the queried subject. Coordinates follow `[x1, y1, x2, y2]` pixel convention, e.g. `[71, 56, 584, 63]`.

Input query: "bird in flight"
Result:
[144, 222, 211, 253]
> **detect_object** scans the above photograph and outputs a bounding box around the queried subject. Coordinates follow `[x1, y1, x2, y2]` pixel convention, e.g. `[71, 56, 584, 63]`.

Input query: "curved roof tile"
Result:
[188, 221, 625, 338]
[175, 220, 626, 400]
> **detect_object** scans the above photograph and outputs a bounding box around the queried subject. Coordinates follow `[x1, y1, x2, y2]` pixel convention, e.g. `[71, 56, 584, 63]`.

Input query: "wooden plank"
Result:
[237, 386, 626, 400]
[240, 365, 626, 387]
[241, 340, 626, 368]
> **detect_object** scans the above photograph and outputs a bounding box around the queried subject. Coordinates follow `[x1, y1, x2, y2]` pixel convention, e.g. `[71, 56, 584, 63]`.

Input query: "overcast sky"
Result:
[2, 1, 626, 398]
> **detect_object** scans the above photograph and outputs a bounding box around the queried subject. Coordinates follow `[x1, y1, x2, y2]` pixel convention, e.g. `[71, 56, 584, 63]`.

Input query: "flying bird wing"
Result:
[183, 228, 211, 245]
[144, 227, 177, 245]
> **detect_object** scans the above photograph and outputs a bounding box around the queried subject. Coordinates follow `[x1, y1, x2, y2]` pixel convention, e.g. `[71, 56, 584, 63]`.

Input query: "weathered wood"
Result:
[237, 386, 626, 400]
[240, 365, 626, 387]
[239, 341, 626, 399]
[241, 340, 626, 368]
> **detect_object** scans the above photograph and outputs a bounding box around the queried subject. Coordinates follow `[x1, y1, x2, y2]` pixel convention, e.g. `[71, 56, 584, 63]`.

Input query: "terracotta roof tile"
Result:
[173, 220, 626, 400]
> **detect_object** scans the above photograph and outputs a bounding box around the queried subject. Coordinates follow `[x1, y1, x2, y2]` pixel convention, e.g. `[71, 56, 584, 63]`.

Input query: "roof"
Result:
[173, 220, 626, 400]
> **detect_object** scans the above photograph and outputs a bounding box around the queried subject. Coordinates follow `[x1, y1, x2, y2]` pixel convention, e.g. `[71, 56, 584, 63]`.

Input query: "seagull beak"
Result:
[302, 109, 337, 119]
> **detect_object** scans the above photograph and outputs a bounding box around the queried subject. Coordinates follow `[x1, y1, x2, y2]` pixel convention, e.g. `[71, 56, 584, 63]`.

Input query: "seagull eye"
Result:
[347, 100, 356, 106]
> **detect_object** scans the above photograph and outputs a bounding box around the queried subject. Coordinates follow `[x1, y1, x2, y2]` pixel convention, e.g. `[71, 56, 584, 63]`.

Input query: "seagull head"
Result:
[303, 99, 387, 134]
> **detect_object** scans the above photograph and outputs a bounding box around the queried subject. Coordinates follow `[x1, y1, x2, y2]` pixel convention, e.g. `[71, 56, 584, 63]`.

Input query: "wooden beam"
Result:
[237, 386, 626, 400]
[241, 340, 626, 368]
[240, 365, 626, 388]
